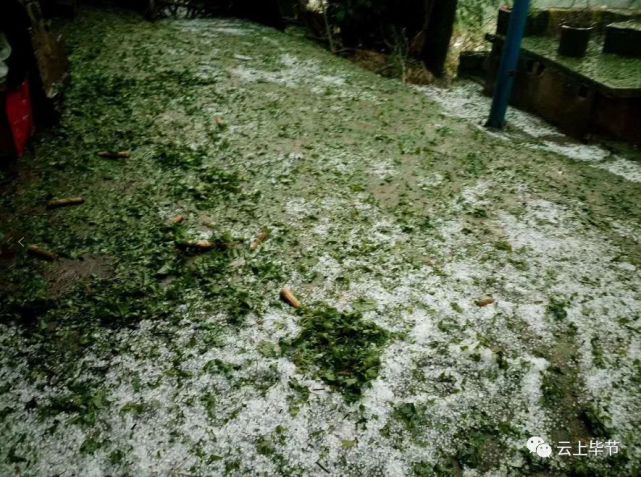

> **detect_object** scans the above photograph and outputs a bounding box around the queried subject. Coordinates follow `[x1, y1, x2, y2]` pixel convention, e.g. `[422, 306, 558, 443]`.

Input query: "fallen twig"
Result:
[316, 461, 330, 474]
[27, 245, 57, 261]
[47, 197, 84, 209]
[170, 215, 185, 225]
[98, 150, 130, 159]
[475, 296, 495, 307]
[250, 229, 270, 251]
[280, 287, 302, 309]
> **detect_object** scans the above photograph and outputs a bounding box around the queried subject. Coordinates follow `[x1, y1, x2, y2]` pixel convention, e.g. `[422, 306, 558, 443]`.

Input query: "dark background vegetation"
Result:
[82, 0, 454, 75]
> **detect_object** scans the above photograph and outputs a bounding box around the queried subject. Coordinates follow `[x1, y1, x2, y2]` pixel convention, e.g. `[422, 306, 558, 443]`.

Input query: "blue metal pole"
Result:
[486, 0, 530, 129]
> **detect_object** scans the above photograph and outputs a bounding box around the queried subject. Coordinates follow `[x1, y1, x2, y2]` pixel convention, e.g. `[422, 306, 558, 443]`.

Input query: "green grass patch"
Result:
[282, 305, 390, 402]
[546, 297, 569, 321]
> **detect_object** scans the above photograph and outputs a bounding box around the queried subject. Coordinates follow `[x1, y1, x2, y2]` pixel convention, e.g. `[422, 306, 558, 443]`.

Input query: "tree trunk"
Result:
[419, 0, 457, 77]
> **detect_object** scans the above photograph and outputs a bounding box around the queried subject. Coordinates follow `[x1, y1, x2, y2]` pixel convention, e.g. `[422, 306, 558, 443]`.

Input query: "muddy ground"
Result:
[1, 7, 641, 476]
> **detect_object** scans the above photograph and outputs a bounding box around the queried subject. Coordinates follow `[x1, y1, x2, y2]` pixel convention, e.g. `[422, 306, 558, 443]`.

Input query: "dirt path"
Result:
[1, 7, 640, 476]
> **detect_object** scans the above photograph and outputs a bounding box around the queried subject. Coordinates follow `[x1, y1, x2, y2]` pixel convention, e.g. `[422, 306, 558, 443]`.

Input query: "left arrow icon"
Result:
[18, 237, 25, 247]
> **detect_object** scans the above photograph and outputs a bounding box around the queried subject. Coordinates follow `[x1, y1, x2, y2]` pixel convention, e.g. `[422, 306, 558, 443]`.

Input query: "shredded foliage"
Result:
[283, 306, 389, 401]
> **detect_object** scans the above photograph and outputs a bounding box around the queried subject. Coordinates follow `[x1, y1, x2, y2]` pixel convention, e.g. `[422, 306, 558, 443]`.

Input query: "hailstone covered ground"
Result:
[1, 7, 641, 476]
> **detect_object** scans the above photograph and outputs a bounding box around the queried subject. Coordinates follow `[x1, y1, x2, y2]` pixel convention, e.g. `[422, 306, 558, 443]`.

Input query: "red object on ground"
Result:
[5, 80, 34, 157]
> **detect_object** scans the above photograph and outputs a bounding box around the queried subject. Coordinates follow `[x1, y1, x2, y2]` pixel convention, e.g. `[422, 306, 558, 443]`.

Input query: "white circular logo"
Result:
[536, 442, 552, 458]
[527, 436, 545, 453]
